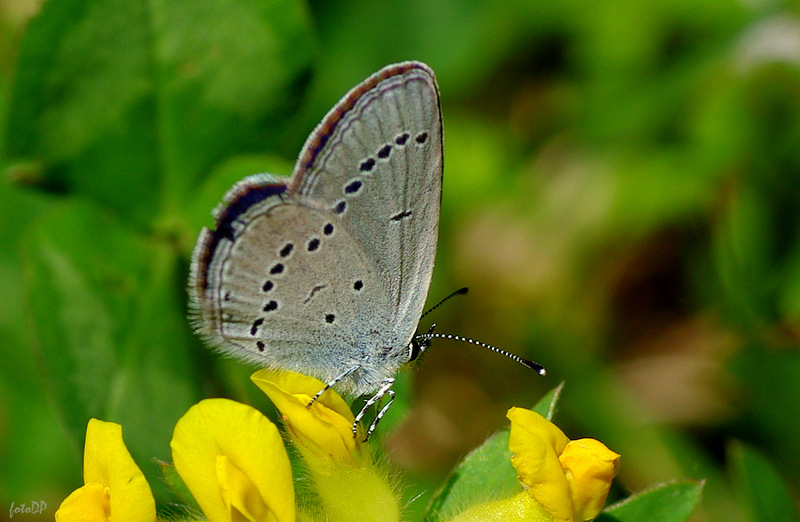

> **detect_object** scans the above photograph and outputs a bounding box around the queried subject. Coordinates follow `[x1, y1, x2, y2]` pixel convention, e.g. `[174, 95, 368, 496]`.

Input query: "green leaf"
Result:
[534, 381, 564, 420]
[598, 480, 703, 522]
[424, 429, 518, 522]
[21, 200, 203, 500]
[5, 0, 314, 225]
[424, 385, 565, 521]
[729, 440, 799, 522]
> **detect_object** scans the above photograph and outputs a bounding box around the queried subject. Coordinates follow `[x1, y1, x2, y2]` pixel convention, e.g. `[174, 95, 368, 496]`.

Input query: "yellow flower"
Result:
[252, 369, 400, 522]
[251, 369, 359, 465]
[448, 491, 553, 522]
[55, 419, 156, 522]
[170, 398, 294, 522]
[507, 407, 620, 522]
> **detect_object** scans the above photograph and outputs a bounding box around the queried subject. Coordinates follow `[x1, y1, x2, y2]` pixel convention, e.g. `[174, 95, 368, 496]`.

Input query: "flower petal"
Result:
[560, 438, 620, 521]
[507, 407, 573, 522]
[171, 399, 294, 522]
[252, 370, 401, 520]
[251, 369, 358, 465]
[55, 483, 109, 522]
[81, 419, 155, 522]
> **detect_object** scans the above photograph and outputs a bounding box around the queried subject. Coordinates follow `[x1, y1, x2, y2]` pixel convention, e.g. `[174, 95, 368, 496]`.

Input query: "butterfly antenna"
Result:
[420, 331, 546, 376]
[421, 287, 469, 319]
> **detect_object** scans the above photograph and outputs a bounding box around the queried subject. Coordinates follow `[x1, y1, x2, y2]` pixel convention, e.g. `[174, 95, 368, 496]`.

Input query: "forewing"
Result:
[290, 62, 443, 346]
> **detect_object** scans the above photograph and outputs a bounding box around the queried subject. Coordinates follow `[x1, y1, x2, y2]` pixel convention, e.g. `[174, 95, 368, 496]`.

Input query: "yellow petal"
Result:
[560, 439, 620, 521]
[251, 369, 358, 465]
[448, 491, 554, 522]
[55, 483, 109, 522]
[507, 407, 573, 522]
[217, 455, 276, 522]
[81, 419, 156, 522]
[171, 399, 294, 522]
[252, 370, 401, 520]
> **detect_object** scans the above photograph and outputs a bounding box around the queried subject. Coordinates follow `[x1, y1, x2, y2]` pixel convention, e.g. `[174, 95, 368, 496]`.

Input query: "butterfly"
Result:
[189, 62, 443, 438]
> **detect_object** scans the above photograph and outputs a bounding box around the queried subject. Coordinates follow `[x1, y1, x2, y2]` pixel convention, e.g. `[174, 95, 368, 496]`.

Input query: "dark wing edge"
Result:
[188, 174, 289, 348]
[290, 61, 440, 190]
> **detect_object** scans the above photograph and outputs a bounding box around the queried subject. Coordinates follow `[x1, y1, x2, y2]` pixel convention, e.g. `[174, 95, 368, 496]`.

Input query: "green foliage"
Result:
[1, 0, 315, 509]
[424, 386, 561, 521]
[598, 480, 704, 522]
[729, 441, 799, 522]
[2, 0, 800, 520]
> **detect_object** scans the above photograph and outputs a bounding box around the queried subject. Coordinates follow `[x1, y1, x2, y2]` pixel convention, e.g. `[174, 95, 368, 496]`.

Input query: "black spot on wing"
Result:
[391, 210, 413, 221]
[344, 180, 363, 195]
[251, 318, 264, 336]
[360, 158, 376, 172]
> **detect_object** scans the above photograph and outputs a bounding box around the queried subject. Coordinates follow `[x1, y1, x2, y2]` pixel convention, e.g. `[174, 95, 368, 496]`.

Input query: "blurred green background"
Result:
[2, 0, 800, 520]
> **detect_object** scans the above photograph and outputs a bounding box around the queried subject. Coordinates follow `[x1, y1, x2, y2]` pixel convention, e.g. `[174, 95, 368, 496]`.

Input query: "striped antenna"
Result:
[416, 331, 546, 376]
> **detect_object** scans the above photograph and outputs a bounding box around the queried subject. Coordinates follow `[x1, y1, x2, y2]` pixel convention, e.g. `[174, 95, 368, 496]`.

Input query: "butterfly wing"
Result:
[189, 62, 442, 395]
[291, 62, 443, 356]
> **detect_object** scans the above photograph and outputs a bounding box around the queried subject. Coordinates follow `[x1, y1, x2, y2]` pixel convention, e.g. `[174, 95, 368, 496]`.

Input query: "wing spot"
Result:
[256, 341, 265, 351]
[308, 238, 320, 251]
[279, 243, 294, 257]
[344, 180, 363, 195]
[250, 318, 264, 336]
[333, 201, 347, 214]
[323, 223, 334, 235]
[354, 280, 364, 291]
[263, 300, 278, 312]
[325, 314, 335, 323]
[415, 132, 428, 144]
[391, 210, 413, 221]
[360, 157, 376, 172]
[270, 263, 284, 274]
[304, 284, 327, 304]
[378, 144, 392, 159]
[396, 133, 410, 145]
[262, 280, 274, 292]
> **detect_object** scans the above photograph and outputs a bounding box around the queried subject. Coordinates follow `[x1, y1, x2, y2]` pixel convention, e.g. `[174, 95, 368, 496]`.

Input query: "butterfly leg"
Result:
[353, 378, 395, 441]
[307, 366, 358, 408]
